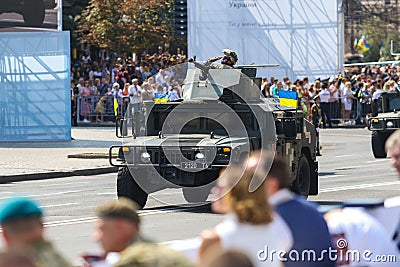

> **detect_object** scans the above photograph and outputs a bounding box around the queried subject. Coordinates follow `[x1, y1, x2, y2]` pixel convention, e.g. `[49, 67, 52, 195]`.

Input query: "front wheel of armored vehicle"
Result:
[117, 167, 148, 208]
[292, 154, 311, 196]
[182, 187, 210, 203]
[23, 0, 45, 27]
[371, 132, 388, 158]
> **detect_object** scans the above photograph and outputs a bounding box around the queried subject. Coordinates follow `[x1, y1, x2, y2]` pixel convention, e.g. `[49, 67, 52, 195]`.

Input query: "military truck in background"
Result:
[368, 92, 400, 158]
[109, 59, 319, 208]
[0, 0, 56, 27]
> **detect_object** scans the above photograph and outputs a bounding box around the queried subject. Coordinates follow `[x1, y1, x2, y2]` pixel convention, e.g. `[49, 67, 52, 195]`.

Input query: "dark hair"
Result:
[266, 155, 291, 189]
[247, 151, 291, 190]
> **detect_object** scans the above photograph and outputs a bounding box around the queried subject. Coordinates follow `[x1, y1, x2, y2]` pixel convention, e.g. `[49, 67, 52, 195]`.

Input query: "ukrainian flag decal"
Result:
[154, 93, 170, 104]
[278, 90, 298, 108]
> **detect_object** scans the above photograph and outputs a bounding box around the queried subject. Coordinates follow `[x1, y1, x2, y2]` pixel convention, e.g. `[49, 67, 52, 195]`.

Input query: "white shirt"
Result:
[340, 83, 346, 100]
[325, 208, 400, 266]
[215, 213, 293, 267]
[155, 72, 166, 85]
[319, 89, 330, 103]
[168, 89, 180, 102]
[373, 89, 382, 100]
[128, 85, 142, 104]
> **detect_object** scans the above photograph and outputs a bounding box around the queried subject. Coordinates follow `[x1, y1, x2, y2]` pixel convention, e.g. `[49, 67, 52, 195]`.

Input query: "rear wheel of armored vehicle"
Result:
[292, 154, 311, 196]
[23, 0, 45, 27]
[117, 167, 148, 208]
[183, 187, 210, 203]
[371, 132, 388, 158]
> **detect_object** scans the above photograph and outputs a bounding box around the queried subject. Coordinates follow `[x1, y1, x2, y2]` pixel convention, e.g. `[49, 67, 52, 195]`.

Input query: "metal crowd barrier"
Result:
[76, 95, 131, 123]
[319, 96, 372, 126]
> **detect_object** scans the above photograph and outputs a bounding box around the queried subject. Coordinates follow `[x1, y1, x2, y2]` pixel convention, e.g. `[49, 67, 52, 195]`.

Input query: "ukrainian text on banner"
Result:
[188, 0, 342, 81]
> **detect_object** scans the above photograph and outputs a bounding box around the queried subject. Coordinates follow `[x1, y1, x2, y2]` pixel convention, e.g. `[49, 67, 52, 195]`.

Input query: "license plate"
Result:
[181, 162, 209, 170]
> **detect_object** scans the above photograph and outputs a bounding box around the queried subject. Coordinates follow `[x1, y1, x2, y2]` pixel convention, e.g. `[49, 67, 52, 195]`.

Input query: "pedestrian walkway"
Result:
[0, 127, 120, 181]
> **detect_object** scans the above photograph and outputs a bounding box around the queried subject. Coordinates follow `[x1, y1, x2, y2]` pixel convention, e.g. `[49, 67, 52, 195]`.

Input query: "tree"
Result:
[382, 33, 400, 60]
[63, 0, 90, 52]
[77, 0, 174, 54]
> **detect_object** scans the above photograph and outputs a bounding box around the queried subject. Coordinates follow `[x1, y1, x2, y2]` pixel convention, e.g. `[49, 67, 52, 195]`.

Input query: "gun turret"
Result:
[188, 57, 211, 81]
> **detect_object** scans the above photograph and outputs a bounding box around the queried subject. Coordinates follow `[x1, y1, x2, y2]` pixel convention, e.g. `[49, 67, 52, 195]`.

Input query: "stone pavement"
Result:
[0, 127, 122, 182]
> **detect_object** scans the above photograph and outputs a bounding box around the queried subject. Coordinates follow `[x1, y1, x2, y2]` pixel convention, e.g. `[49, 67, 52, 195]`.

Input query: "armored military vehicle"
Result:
[368, 91, 400, 158]
[109, 59, 318, 208]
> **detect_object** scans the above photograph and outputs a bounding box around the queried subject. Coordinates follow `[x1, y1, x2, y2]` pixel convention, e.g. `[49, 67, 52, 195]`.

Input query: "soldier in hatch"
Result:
[205, 49, 238, 68]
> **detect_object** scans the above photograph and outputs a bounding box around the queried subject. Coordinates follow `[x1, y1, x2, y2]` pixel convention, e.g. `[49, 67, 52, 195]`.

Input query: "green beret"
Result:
[96, 198, 140, 225]
[0, 197, 43, 224]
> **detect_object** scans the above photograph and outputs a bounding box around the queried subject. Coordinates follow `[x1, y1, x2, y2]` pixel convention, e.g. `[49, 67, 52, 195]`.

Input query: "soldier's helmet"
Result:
[221, 49, 238, 67]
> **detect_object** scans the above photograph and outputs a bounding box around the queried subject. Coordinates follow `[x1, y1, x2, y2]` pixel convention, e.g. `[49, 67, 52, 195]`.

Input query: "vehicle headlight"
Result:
[195, 152, 205, 160]
[140, 152, 151, 163]
[386, 121, 394, 128]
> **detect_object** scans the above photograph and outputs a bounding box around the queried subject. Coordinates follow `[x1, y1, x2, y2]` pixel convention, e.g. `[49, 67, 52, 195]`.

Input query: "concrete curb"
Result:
[0, 166, 119, 184]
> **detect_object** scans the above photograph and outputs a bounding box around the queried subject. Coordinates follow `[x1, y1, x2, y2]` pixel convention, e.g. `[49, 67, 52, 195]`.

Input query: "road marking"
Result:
[320, 181, 400, 193]
[332, 160, 390, 169]
[0, 190, 86, 200]
[97, 192, 115, 195]
[365, 159, 390, 164]
[334, 155, 357, 158]
[40, 182, 89, 187]
[41, 203, 78, 208]
[319, 175, 345, 179]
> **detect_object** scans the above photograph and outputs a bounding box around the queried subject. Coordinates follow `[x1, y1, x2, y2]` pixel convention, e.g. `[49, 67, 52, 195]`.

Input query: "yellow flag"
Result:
[114, 98, 118, 116]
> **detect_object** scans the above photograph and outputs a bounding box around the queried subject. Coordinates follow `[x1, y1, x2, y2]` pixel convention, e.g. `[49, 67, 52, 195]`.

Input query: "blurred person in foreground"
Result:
[386, 129, 400, 178]
[324, 125, 400, 266]
[0, 197, 71, 267]
[0, 251, 38, 267]
[386, 130, 400, 251]
[249, 151, 336, 267]
[199, 156, 293, 267]
[204, 250, 255, 267]
[84, 197, 194, 267]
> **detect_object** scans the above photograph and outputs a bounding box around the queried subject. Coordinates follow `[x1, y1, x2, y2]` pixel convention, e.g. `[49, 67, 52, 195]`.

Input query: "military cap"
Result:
[0, 197, 43, 224]
[313, 95, 320, 101]
[321, 77, 330, 83]
[96, 198, 140, 225]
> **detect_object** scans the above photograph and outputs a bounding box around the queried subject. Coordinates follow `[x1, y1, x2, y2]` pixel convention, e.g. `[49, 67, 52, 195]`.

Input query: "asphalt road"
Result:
[0, 9, 57, 32]
[0, 128, 399, 263]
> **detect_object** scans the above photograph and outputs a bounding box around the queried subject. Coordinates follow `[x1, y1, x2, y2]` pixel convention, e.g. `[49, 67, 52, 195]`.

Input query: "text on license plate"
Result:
[181, 162, 209, 169]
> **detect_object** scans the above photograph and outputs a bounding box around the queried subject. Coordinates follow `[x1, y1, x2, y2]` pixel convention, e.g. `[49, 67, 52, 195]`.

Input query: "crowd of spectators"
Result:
[70, 49, 187, 125]
[262, 63, 400, 127]
[71, 48, 400, 127]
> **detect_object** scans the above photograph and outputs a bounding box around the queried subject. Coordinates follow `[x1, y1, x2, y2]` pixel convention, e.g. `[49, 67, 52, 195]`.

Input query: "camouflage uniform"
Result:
[114, 236, 195, 267]
[29, 240, 71, 267]
[0, 197, 71, 267]
[311, 96, 322, 156]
